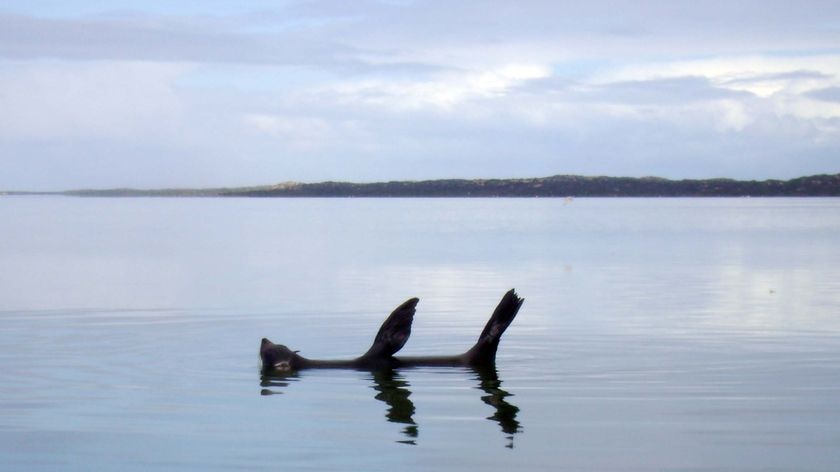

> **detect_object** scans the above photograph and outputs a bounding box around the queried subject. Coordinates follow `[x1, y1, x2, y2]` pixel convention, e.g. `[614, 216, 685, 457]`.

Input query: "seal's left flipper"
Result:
[361, 297, 418, 359]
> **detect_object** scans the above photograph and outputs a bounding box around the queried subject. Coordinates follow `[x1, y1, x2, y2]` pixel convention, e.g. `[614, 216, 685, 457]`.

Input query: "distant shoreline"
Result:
[3, 173, 839, 197]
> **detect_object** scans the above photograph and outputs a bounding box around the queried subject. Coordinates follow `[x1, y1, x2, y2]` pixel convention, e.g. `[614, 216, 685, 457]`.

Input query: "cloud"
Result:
[1, 2, 840, 190]
[0, 12, 359, 67]
[243, 113, 372, 153]
[584, 76, 749, 105]
[0, 60, 187, 140]
[722, 70, 833, 84]
[321, 63, 552, 111]
[808, 86, 840, 103]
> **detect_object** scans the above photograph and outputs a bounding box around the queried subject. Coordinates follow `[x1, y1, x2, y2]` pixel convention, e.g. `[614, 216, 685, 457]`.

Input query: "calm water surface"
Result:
[1, 197, 839, 471]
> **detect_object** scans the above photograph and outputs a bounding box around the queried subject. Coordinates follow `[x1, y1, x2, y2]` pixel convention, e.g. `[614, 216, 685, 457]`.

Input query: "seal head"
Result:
[260, 338, 302, 372]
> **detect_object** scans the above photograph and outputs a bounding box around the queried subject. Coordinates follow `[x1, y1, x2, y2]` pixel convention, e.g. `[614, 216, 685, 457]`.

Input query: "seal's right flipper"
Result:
[361, 297, 418, 359]
[463, 289, 524, 366]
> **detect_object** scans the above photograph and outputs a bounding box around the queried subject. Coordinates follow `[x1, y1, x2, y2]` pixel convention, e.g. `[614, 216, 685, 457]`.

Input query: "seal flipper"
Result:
[463, 289, 524, 366]
[361, 297, 418, 359]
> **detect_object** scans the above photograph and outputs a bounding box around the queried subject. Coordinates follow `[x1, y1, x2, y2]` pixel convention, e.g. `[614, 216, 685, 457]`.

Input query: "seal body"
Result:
[260, 289, 523, 372]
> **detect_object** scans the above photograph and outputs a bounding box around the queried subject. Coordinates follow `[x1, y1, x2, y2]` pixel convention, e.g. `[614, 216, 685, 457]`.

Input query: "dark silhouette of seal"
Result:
[260, 289, 524, 372]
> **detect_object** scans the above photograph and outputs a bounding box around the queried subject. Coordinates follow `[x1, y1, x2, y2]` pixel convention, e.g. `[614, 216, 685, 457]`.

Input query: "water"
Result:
[1, 197, 839, 471]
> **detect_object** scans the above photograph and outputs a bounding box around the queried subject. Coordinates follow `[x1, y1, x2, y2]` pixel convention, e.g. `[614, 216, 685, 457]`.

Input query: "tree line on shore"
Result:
[6, 173, 838, 197]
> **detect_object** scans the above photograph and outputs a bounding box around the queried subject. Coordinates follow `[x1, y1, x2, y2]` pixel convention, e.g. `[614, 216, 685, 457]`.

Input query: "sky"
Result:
[1, 0, 840, 190]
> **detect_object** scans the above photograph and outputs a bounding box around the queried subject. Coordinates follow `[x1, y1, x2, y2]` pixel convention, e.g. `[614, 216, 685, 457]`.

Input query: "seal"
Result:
[260, 289, 524, 372]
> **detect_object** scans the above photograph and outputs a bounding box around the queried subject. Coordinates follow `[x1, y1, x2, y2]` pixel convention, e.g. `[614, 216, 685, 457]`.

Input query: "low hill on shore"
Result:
[5, 173, 838, 197]
[224, 173, 840, 197]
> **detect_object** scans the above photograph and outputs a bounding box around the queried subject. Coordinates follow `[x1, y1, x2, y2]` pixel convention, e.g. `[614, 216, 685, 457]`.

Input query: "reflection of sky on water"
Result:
[3, 197, 839, 351]
[3, 197, 839, 343]
[3, 197, 839, 321]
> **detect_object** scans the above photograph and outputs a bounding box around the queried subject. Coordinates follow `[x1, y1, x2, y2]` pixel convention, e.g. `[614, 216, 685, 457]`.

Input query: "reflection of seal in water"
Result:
[259, 363, 523, 447]
[260, 289, 524, 372]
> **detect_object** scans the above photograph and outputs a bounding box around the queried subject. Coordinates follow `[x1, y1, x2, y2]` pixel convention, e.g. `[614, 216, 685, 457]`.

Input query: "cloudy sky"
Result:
[2, 1, 839, 190]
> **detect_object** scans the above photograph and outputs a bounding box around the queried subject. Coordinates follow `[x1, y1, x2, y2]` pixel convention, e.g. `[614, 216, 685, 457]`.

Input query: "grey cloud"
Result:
[510, 76, 580, 95]
[5, 2, 840, 70]
[0, 13, 359, 67]
[590, 77, 751, 104]
[806, 86, 840, 103]
[515, 76, 749, 105]
[0, 11, 459, 79]
[722, 70, 833, 85]
[295, 1, 840, 58]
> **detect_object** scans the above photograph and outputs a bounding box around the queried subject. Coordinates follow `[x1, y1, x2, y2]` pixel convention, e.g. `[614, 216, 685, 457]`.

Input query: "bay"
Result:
[1, 197, 839, 471]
